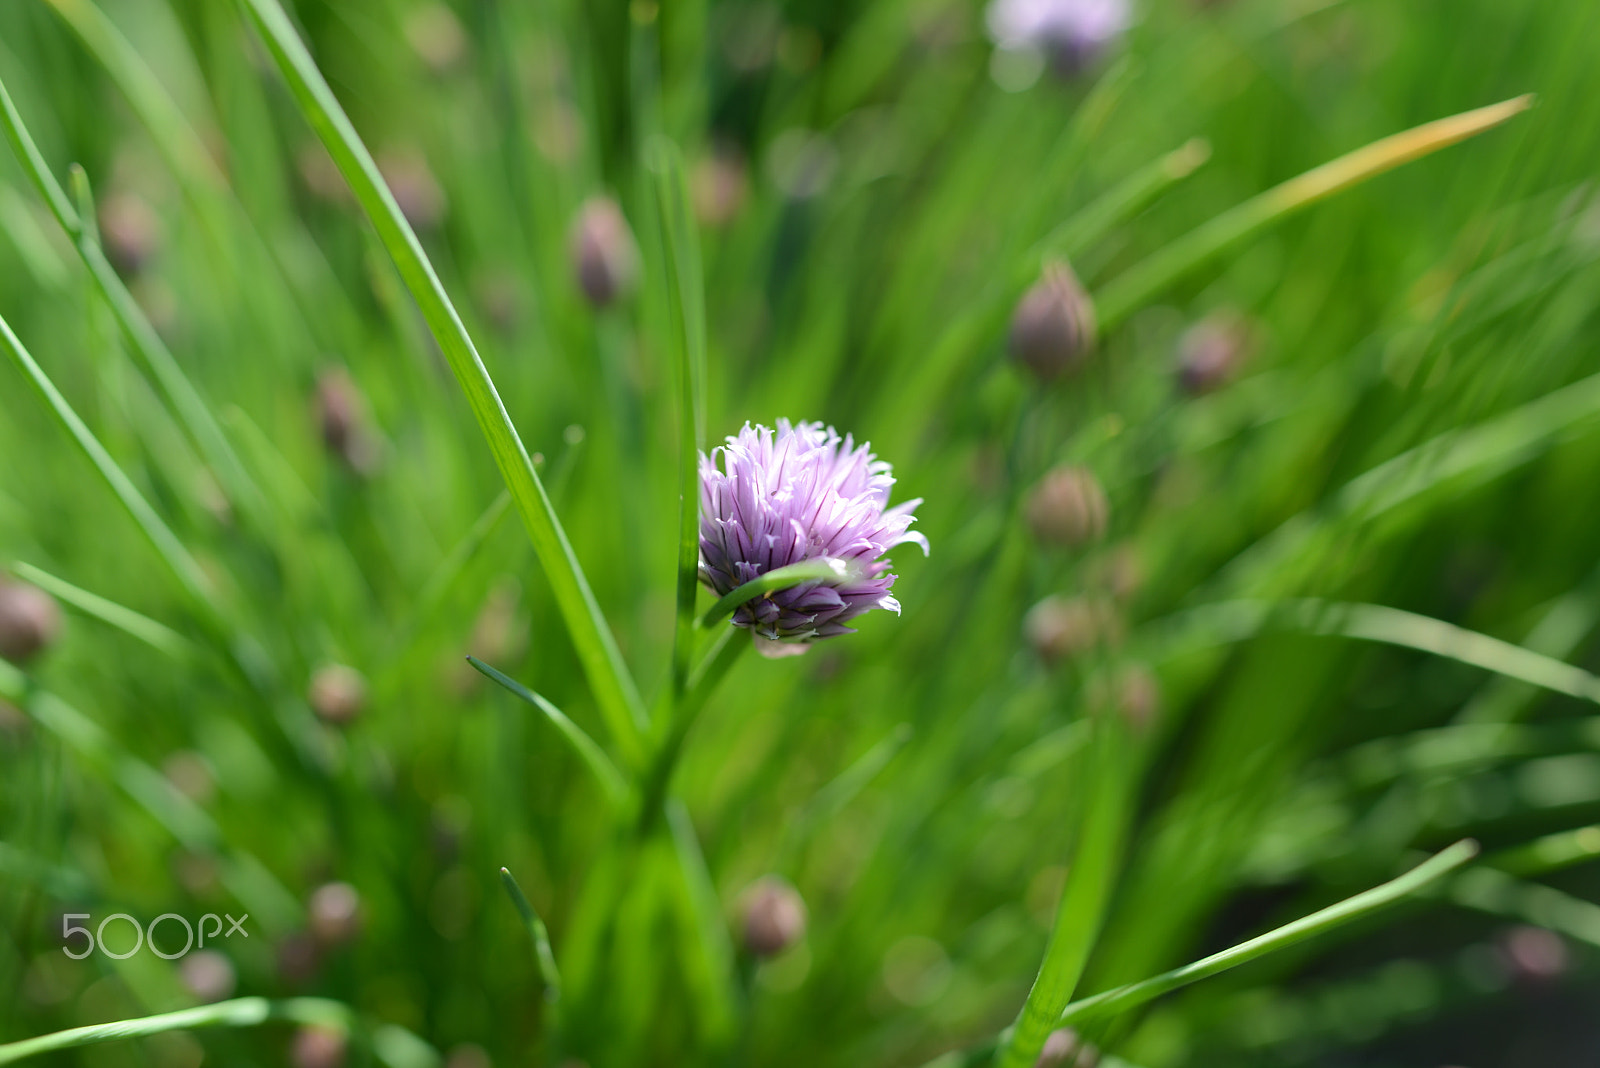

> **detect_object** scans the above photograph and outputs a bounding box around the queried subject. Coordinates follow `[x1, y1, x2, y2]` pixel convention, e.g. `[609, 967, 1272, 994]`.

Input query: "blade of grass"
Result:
[647, 137, 708, 706]
[9, 561, 193, 660]
[467, 657, 630, 806]
[995, 719, 1133, 1068]
[238, 0, 648, 765]
[0, 998, 348, 1066]
[499, 867, 562, 1003]
[1095, 95, 1535, 329]
[1149, 599, 1600, 703]
[1056, 841, 1479, 1027]
[0, 74, 265, 524]
[385, 490, 513, 659]
[0, 310, 212, 610]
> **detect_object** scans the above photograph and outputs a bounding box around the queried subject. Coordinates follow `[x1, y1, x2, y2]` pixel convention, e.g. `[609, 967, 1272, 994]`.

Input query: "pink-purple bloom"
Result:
[700, 421, 928, 652]
[986, 0, 1131, 73]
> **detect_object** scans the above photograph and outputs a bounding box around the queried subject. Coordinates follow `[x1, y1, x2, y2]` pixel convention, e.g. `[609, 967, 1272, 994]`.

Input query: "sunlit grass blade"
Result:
[1488, 824, 1600, 879]
[0, 998, 346, 1066]
[647, 137, 709, 704]
[0, 311, 212, 610]
[775, 722, 913, 869]
[467, 656, 629, 806]
[239, 0, 648, 765]
[996, 721, 1133, 1068]
[10, 561, 193, 660]
[499, 867, 562, 1003]
[1150, 599, 1600, 703]
[0, 74, 265, 524]
[698, 558, 868, 630]
[1095, 95, 1535, 329]
[666, 801, 737, 1039]
[1056, 841, 1479, 1027]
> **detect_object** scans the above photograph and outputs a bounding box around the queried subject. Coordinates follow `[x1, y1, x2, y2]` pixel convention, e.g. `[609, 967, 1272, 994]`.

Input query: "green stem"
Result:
[0, 998, 349, 1065]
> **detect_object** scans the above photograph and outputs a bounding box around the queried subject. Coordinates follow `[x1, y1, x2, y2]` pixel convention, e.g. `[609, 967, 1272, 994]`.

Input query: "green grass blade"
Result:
[1058, 841, 1479, 1027]
[499, 867, 562, 1002]
[1152, 599, 1600, 703]
[10, 561, 193, 660]
[0, 311, 212, 609]
[238, 0, 647, 763]
[1446, 864, 1600, 949]
[996, 721, 1133, 1068]
[698, 558, 867, 630]
[0, 998, 349, 1065]
[467, 656, 629, 806]
[386, 490, 513, 658]
[1095, 96, 1534, 329]
[647, 137, 708, 704]
[0, 74, 265, 523]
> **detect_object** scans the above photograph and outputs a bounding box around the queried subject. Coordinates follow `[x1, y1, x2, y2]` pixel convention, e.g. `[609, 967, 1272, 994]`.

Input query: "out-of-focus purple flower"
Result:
[700, 421, 927, 653]
[987, 0, 1131, 74]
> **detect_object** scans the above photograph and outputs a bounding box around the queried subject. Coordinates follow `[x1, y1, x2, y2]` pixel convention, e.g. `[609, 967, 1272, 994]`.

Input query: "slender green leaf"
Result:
[1096, 96, 1534, 328]
[238, 0, 647, 765]
[467, 656, 629, 806]
[499, 867, 562, 1002]
[10, 561, 192, 660]
[648, 137, 709, 704]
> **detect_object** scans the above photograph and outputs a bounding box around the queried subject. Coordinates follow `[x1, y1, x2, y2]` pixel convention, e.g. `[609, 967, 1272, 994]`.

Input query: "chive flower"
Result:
[986, 0, 1131, 74]
[700, 421, 927, 654]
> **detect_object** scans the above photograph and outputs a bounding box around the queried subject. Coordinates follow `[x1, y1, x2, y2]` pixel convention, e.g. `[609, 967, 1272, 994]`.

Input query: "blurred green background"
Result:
[2, 0, 1600, 1065]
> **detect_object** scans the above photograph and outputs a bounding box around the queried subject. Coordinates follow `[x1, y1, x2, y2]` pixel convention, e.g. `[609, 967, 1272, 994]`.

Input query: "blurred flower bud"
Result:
[97, 192, 161, 274]
[1090, 664, 1160, 732]
[740, 876, 807, 958]
[692, 144, 750, 227]
[1176, 310, 1255, 395]
[377, 149, 446, 233]
[298, 143, 349, 204]
[1498, 925, 1568, 983]
[314, 368, 380, 475]
[179, 950, 236, 1003]
[446, 1045, 492, 1068]
[1024, 596, 1121, 664]
[1025, 465, 1108, 547]
[309, 881, 362, 946]
[1036, 1027, 1099, 1067]
[0, 580, 62, 665]
[308, 664, 367, 725]
[569, 197, 639, 307]
[292, 1026, 347, 1068]
[1008, 261, 1096, 380]
[162, 751, 216, 805]
[276, 932, 320, 986]
[1087, 544, 1143, 602]
[404, 3, 469, 75]
[987, 0, 1130, 78]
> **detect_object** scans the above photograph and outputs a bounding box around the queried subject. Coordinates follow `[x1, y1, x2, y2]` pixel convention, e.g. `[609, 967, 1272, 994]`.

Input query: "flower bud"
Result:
[569, 196, 639, 307]
[404, 3, 469, 75]
[692, 145, 750, 227]
[308, 664, 367, 725]
[1498, 925, 1568, 983]
[740, 876, 807, 958]
[97, 191, 161, 275]
[309, 881, 362, 945]
[1090, 664, 1160, 732]
[377, 149, 446, 233]
[1025, 465, 1108, 547]
[313, 369, 379, 475]
[0, 580, 62, 665]
[1176, 310, 1255, 395]
[1008, 261, 1096, 380]
[292, 1026, 347, 1068]
[1036, 1028, 1099, 1067]
[180, 950, 236, 1003]
[1024, 596, 1121, 664]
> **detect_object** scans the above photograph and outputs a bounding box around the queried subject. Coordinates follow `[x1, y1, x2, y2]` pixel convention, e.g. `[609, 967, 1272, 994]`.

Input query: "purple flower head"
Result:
[986, 0, 1131, 73]
[700, 421, 928, 654]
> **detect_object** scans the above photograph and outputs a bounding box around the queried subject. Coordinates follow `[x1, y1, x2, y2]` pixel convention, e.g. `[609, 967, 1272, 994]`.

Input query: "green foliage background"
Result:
[2, 0, 1599, 1065]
